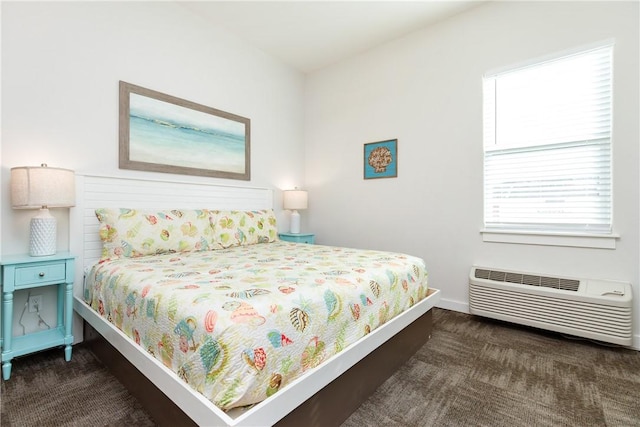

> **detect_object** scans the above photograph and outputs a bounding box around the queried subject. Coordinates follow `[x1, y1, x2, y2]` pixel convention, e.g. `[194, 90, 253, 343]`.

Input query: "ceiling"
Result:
[179, 1, 483, 73]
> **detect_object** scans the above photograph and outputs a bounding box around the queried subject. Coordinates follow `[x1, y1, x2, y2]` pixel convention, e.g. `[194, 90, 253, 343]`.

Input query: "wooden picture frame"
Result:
[119, 81, 251, 181]
[364, 139, 397, 179]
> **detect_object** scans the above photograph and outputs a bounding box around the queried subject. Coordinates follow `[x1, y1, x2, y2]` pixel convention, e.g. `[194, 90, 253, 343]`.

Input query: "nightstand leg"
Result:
[2, 291, 13, 380]
[2, 361, 11, 380]
[57, 283, 64, 328]
[64, 282, 73, 361]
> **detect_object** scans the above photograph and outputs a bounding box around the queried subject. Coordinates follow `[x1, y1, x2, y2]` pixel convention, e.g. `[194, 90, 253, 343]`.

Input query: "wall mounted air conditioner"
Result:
[469, 266, 633, 346]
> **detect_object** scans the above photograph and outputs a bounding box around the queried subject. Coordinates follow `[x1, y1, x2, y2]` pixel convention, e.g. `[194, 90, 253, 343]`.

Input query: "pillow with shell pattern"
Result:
[95, 208, 214, 260]
[209, 209, 278, 249]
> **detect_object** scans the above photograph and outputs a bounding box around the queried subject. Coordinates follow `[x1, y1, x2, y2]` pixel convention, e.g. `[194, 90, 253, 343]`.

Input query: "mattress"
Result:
[84, 241, 429, 410]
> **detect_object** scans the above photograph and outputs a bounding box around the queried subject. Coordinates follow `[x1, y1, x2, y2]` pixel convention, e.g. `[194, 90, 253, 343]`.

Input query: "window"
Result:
[483, 43, 613, 236]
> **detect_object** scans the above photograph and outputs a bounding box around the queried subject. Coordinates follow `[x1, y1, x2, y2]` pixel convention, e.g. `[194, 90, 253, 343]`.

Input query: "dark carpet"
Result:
[2, 308, 639, 426]
[343, 309, 640, 427]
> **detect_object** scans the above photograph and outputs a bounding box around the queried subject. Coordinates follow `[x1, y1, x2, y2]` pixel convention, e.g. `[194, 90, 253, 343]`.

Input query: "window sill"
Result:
[480, 229, 619, 249]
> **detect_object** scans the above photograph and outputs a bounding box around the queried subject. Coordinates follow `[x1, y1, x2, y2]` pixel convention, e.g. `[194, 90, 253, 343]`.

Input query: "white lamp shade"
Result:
[11, 165, 76, 209]
[283, 189, 308, 210]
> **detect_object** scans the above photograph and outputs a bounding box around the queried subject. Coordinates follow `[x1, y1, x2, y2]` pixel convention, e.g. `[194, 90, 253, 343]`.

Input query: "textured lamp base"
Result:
[30, 210, 57, 256]
[290, 210, 301, 234]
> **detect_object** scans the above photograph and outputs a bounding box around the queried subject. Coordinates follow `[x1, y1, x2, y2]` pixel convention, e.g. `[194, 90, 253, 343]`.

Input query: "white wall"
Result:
[305, 2, 640, 345]
[1, 2, 305, 334]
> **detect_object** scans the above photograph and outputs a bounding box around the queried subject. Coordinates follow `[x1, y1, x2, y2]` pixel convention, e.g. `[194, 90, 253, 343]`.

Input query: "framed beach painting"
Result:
[119, 81, 251, 180]
[364, 139, 397, 179]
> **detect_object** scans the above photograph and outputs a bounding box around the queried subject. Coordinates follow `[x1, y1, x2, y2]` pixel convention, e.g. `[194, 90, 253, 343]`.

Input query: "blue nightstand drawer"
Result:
[14, 263, 66, 287]
[279, 233, 315, 244]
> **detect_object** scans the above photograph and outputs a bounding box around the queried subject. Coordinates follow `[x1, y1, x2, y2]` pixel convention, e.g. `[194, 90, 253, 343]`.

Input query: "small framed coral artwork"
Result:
[364, 139, 398, 179]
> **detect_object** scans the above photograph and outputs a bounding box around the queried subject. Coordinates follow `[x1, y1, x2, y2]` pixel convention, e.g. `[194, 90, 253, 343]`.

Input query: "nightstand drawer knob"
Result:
[39, 272, 45, 277]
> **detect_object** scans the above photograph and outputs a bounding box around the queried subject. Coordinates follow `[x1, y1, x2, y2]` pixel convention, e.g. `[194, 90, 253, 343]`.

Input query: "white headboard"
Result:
[69, 174, 273, 299]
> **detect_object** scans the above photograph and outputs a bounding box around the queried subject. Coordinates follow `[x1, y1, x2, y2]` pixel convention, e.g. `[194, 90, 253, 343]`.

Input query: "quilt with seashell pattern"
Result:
[84, 241, 429, 411]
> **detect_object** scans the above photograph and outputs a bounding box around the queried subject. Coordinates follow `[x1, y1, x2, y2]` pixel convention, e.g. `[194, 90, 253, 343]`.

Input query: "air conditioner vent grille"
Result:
[470, 266, 633, 346]
[474, 268, 579, 291]
[475, 269, 490, 280]
[489, 270, 505, 282]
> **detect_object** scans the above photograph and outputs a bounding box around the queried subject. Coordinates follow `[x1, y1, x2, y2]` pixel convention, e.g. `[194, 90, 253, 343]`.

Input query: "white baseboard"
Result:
[435, 298, 469, 314]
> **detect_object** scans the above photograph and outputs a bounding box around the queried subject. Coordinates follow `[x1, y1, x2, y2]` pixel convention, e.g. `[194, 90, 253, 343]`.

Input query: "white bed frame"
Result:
[70, 174, 441, 426]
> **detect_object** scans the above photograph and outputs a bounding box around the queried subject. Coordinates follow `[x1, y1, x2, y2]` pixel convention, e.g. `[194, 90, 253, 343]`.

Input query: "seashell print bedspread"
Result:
[84, 241, 429, 411]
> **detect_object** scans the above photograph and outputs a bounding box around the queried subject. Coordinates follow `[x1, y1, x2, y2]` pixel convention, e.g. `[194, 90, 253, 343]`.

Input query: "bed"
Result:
[70, 174, 440, 426]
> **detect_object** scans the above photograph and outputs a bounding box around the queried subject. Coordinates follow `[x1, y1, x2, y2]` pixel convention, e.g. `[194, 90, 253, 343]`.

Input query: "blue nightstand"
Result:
[278, 233, 316, 244]
[1, 252, 75, 380]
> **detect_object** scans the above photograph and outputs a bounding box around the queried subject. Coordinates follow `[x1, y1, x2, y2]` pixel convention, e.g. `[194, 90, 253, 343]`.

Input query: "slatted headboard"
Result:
[69, 174, 274, 300]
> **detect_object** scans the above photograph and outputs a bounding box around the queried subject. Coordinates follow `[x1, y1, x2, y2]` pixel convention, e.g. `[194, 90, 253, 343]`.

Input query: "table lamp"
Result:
[283, 188, 308, 234]
[11, 164, 76, 256]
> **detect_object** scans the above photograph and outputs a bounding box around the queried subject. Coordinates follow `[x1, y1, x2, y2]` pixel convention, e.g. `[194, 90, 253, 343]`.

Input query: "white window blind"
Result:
[483, 43, 613, 234]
